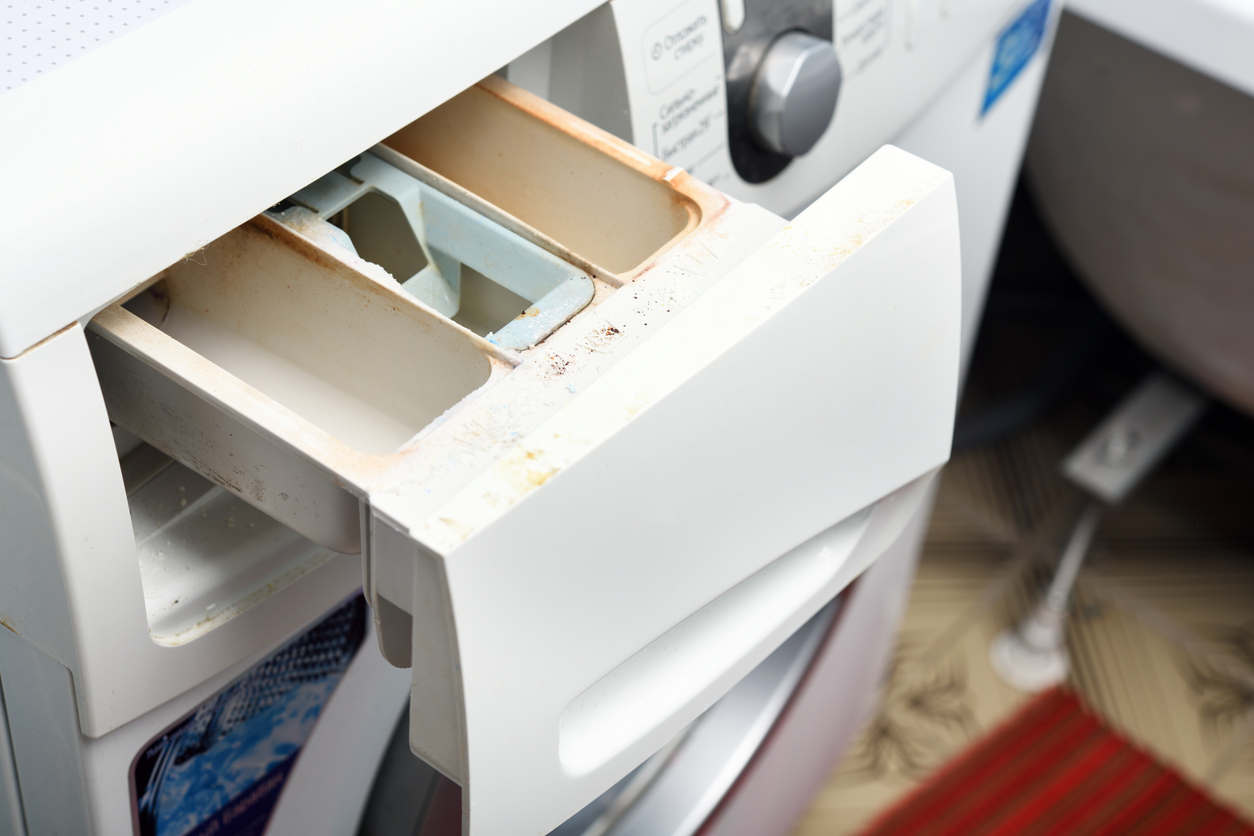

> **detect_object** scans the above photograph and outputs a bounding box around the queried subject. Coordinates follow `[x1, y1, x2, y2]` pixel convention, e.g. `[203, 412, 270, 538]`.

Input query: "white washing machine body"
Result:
[0, 0, 1055, 834]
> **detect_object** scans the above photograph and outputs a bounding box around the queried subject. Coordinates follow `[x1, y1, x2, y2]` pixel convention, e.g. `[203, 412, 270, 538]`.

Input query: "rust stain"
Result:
[502, 446, 562, 495]
[437, 516, 474, 543]
[547, 353, 572, 376]
[525, 466, 558, 489]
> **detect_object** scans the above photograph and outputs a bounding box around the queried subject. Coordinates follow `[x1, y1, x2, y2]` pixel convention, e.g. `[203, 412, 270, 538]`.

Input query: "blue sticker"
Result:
[130, 595, 367, 836]
[983, 0, 1051, 115]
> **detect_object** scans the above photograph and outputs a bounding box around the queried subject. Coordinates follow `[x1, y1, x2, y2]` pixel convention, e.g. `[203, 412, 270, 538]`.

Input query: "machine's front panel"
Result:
[521, 0, 1048, 216]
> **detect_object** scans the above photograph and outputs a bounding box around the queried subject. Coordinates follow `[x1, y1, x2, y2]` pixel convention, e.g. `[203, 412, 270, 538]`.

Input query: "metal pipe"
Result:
[1044, 499, 1103, 613]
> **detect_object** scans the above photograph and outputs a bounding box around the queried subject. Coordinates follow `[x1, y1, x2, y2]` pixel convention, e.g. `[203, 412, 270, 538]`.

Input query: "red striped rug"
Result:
[857, 688, 1254, 836]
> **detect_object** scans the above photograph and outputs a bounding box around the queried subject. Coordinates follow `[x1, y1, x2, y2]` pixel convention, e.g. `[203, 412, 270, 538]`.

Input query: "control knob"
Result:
[748, 31, 843, 158]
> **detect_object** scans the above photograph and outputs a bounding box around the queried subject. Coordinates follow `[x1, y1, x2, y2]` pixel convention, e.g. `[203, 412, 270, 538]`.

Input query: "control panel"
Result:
[509, 0, 1036, 214]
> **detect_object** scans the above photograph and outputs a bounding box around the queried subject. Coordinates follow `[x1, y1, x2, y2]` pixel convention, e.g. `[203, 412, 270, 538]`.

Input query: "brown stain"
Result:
[0, 615, 17, 634]
[525, 466, 558, 489]
[548, 353, 571, 376]
[501, 447, 562, 495]
[437, 515, 474, 544]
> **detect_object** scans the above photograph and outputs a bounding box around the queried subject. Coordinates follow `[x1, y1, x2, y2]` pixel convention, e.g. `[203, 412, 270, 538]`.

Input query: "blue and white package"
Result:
[130, 595, 367, 836]
[983, 0, 1051, 115]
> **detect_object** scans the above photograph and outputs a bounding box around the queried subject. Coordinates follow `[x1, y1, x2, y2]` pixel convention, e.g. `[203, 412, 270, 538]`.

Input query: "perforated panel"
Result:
[3, 0, 195, 94]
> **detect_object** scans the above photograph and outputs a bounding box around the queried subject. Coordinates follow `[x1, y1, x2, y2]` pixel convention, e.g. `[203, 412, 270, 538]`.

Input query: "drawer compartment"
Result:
[88, 215, 509, 554]
[382, 76, 713, 280]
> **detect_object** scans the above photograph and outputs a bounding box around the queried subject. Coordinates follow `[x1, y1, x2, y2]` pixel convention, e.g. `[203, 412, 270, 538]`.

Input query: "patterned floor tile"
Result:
[791, 398, 1254, 834]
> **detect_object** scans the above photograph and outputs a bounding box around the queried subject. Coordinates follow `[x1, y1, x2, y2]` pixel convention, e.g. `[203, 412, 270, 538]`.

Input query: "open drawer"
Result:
[88, 216, 514, 556]
[88, 78, 960, 835]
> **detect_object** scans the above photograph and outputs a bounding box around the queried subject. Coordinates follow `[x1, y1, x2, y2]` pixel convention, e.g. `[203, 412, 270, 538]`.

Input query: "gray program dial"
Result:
[748, 31, 843, 159]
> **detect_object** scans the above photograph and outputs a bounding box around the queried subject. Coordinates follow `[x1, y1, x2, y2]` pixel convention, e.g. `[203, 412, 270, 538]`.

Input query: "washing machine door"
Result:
[360, 598, 844, 836]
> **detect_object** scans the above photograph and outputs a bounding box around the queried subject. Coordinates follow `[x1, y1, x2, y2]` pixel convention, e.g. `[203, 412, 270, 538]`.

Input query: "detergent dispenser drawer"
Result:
[87, 217, 515, 557]
[86, 77, 960, 836]
[350, 79, 963, 836]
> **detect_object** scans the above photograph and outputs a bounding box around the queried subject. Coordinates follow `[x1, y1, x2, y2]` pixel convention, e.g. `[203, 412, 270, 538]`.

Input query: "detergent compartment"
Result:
[382, 76, 706, 280]
[87, 213, 511, 557]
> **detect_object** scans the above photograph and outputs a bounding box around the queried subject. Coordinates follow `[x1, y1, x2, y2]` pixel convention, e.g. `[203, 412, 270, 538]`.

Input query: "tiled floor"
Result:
[797, 401, 1254, 836]
[791, 380, 1254, 834]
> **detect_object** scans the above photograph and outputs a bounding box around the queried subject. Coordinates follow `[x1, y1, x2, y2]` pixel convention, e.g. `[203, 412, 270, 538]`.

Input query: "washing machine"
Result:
[1026, 0, 1254, 417]
[0, 1, 1053, 835]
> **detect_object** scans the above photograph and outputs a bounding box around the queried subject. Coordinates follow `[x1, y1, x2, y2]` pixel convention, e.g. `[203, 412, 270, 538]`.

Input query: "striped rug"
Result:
[856, 688, 1254, 836]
